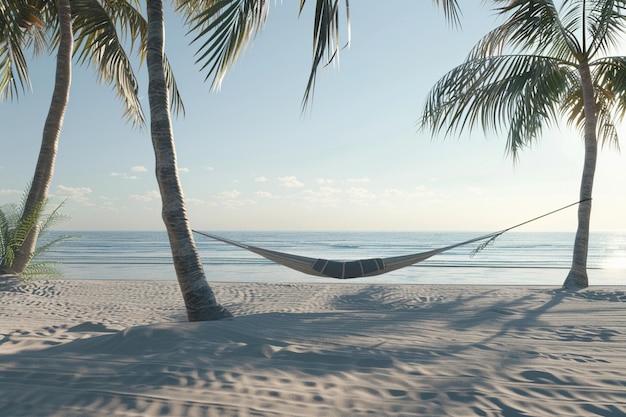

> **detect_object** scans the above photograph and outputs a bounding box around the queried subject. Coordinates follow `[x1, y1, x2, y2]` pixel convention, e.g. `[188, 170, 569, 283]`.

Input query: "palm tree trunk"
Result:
[145, 0, 231, 321]
[563, 59, 598, 289]
[8, 0, 73, 274]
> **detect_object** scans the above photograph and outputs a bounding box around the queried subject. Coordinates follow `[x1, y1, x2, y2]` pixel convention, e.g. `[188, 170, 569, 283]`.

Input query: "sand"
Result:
[1, 277, 626, 416]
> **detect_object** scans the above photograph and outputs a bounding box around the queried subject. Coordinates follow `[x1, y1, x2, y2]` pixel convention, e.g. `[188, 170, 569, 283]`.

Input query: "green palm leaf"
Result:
[0, 189, 73, 278]
[0, 0, 46, 100]
[422, 0, 626, 288]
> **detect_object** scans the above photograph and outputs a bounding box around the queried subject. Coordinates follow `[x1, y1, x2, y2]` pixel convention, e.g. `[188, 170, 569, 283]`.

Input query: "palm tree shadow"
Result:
[468, 288, 570, 347]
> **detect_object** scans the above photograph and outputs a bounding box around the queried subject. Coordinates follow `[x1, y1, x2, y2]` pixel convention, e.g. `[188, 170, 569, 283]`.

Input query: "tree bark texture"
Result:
[145, 0, 231, 321]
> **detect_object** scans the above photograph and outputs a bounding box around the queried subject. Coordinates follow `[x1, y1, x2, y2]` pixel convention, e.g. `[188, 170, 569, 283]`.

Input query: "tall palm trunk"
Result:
[6, 0, 73, 274]
[563, 58, 598, 289]
[145, 0, 231, 321]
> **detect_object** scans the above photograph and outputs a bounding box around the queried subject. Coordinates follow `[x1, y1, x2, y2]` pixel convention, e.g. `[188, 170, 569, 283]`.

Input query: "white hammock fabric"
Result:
[193, 230, 503, 279]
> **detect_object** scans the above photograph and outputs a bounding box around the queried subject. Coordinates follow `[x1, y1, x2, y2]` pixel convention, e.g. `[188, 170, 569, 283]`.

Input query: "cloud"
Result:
[111, 166, 148, 180]
[215, 190, 255, 208]
[179, 167, 190, 173]
[254, 191, 274, 198]
[347, 187, 376, 205]
[129, 190, 160, 202]
[222, 198, 255, 208]
[316, 178, 334, 184]
[279, 176, 304, 188]
[383, 188, 407, 197]
[99, 197, 121, 213]
[216, 190, 240, 199]
[186, 198, 217, 207]
[56, 185, 93, 204]
[255, 176, 269, 183]
[300, 187, 341, 206]
[0, 189, 20, 196]
[110, 172, 138, 180]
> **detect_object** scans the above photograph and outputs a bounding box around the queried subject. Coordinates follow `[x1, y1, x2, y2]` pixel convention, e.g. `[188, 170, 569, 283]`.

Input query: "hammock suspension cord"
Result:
[193, 199, 589, 279]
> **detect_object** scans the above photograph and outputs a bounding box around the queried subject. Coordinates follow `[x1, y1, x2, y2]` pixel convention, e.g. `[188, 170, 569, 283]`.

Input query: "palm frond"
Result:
[589, 56, 626, 148]
[560, 55, 626, 147]
[70, 0, 145, 126]
[592, 55, 626, 111]
[20, 262, 63, 279]
[163, 54, 185, 116]
[0, 0, 47, 100]
[469, 0, 580, 61]
[0, 185, 73, 278]
[432, 0, 461, 27]
[183, 0, 269, 91]
[0, 205, 13, 266]
[25, 201, 75, 278]
[422, 53, 575, 158]
[584, 0, 626, 57]
[298, 0, 349, 109]
[0, 199, 44, 271]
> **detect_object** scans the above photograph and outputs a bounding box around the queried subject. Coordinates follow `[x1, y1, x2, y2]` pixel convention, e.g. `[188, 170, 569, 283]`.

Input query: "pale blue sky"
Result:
[1, 2, 625, 231]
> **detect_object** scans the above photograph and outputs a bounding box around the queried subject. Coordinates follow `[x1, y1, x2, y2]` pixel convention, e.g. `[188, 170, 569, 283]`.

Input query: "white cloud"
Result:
[110, 172, 138, 180]
[300, 187, 341, 206]
[56, 185, 93, 204]
[255, 191, 274, 198]
[129, 190, 160, 202]
[347, 187, 376, 205]
[214, 190, 255, 208]
[316, 178, 334, 184]
[381, 186, 436, 200]
[110, 166, 151, 180]
[179, 167, 190, 173]
[187, 197, 217, 207]
[279, 176, 304, 188]
[221, 198, 256, 208]
[255, 176, 269, 183]
[0, 189, 20, 196]
[216, 190, 241, 199]
[383, 188, 407, 197]
[100, 199, 121, 213]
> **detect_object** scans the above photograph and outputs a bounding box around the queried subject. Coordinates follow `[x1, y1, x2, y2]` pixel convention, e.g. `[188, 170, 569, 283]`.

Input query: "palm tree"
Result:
[145, 0, 231, 321]
[1, 0, 182, 275]
[421, 0, 626, 288]
[3, 0, 226, 320]
[2, 0, 74, 274]
[138, 0, 461, 320]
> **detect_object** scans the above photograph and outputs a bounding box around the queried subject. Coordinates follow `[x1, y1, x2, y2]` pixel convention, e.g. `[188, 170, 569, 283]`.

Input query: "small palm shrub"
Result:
[0, 190, 73, 279]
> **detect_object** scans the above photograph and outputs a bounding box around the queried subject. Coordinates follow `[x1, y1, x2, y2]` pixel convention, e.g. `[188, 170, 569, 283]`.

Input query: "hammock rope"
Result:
[193, 199, 589, 279]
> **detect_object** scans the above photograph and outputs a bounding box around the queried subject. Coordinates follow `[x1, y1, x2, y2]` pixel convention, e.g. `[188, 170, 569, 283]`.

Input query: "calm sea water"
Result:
[37, 231, 626, 286]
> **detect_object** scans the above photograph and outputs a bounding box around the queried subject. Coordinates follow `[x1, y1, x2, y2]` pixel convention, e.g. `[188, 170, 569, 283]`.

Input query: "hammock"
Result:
[193, 200, 587, 279]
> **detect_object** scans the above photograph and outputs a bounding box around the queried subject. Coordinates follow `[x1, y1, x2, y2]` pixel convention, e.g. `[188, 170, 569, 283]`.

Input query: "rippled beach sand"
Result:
[1, 278, 626, 416]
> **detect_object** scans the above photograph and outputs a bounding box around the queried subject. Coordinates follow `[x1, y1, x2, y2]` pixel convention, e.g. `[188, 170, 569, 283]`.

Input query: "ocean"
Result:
[37, 230, 626, 286]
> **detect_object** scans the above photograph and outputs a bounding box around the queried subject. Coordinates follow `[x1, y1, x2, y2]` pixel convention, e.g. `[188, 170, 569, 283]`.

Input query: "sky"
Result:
[1, 1, 625, 232]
